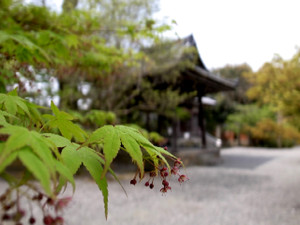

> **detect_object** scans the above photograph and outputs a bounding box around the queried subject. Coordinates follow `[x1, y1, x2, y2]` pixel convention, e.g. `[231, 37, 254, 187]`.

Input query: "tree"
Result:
[245, 53, 300, 129]
[225, 104, 275, 145]
[213, 63, 252, 104]
[237, 53, 300, 147]
[247, 118, 300, 147]
[121, 38, 198, 131]
[204, 64, 252, 137]
[0, 90, 187, 223]
[0, 1, 189, 223]
[1, 0, 197, 136]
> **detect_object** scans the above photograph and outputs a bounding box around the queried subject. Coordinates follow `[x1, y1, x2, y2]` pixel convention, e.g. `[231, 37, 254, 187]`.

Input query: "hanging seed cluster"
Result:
[130, 147, 189, 194]
[0, 186, 71, 225]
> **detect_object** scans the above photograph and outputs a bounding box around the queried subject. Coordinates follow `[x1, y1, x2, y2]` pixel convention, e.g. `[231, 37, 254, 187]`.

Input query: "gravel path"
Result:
[63, 146, 300, 225]
[2, 147, 300, 225]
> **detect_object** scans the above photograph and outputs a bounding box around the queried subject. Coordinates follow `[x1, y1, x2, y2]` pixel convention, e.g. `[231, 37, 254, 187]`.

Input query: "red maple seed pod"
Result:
[18, 209, 26, 217]
[171, 166, 179, 175]
[37, 193, 44, 201]
[160, 187, 167, 193]
[29, 216, 36, 224]
[150, 171, 156, 177]
[43, 215, 53, 225]
[160, 167, 167, 171]
[3, 203, 13, 211]
[162, 180, 169, 187]
[55, 197, 72, 211]
[145, 181, 150, 187]
[160, 170, 169, 178]
[47, 198, 55, 205]
[2, 214, 11, 220]
[0, 195, 6, 202]
[178, 175, 189, 184]
[32, 193, 43, 201]
[149, 183, 154, 189]
[55, 216, 64, 224]
[160, 167, 168, 178]
[174, 158, 182, 167]
[130, 179, 137, 185]
[160, 186, 171, 193]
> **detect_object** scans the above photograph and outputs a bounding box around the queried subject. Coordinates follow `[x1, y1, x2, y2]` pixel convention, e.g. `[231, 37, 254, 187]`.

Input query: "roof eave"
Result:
[186, 66, 236, 93]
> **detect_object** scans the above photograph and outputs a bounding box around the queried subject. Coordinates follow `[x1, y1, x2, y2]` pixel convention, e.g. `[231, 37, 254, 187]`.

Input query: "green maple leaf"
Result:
[86, 125, 177, 180]
[0, 126, 55, 170]
[87, 125, 164, 179]
[118, 130, 144, 177]
[0, 125, 74, 196]
[79, 148, 109, 219]
[0, 89, 30, 116]
[88, 125, 121, 178]
[44, 133, 112, 219]
[0, 143, 18, 173]
[18, 147, 52, 195]
[60, 143, 109, 218]
[44, 102, 88, 142]
[0, 110, 17, 126]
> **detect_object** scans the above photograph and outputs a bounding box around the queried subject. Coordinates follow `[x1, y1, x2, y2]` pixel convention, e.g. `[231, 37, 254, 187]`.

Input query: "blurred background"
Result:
[1, 0, 300, 224]
[2, 0, 300, 150]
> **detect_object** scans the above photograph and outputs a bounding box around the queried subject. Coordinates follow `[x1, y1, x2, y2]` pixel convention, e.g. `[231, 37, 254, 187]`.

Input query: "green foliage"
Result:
[248, 118, 300, 147]
[240, 52, 300, 146]
[245, 53, 300, 129]
[84, 110, 116, 127]
[0, 1, 194, 149]
[207, 57, 300, 148]
[225, 104, 275, 134]
[0, 89, 30, 116]
[213, 64, 252, 104]
[0, 1, 185, 221]
[125, 124, 166, 145]
[0, 91, 178, 218]
[204, 64, 252, 134]
[87, 125, 121, 178]
[224, 104, 300, 147]
[149, 131, 165, 145]
[17, 147, 52, 195]
[0, 1, 155, 91]
[43, 102, 88, 142]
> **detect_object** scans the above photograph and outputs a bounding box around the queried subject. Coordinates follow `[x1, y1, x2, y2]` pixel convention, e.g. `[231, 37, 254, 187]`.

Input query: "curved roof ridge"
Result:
[182, 34, 208, 71]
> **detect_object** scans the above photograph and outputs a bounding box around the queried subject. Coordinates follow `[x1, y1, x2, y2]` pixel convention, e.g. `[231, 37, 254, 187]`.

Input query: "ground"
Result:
[63, 146, 300, 225]
[2, 147, 300, 225]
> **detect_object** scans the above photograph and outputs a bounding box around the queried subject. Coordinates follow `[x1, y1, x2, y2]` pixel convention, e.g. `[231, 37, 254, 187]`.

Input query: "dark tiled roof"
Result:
[182, 34, 236, 93]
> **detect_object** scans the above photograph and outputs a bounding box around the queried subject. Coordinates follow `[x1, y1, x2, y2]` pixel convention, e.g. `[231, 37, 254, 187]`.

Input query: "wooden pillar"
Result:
[197, 87, 206, 149]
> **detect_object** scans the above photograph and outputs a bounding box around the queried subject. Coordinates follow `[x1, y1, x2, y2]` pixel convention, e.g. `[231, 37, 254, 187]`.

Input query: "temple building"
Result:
[141, 34, 235, 153]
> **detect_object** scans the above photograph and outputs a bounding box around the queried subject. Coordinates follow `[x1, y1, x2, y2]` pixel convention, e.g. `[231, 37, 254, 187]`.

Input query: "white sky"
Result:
[42, 0, 300, 71]
[158, 0, 300, 71]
